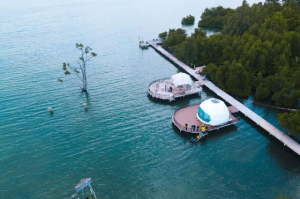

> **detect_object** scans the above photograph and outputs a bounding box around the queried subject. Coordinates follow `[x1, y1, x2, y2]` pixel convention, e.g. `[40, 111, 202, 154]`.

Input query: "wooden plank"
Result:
[228, 106, 239, 113]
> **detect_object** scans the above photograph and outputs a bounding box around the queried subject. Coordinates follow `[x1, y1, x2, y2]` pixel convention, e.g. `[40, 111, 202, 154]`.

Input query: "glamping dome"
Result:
[197, 98, 229, 126]
[171, 73, 193, 87]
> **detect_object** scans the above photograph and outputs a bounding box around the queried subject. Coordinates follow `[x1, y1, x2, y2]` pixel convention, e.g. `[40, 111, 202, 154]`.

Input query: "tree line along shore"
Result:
[158, 0, 300, 137]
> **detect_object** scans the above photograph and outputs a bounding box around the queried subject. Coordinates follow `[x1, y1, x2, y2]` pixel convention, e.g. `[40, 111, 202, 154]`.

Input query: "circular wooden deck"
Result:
[173, 104, 239, 134]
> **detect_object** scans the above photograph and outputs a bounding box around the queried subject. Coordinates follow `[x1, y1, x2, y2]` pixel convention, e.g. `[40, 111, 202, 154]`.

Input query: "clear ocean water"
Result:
[0, 0, 299, 198]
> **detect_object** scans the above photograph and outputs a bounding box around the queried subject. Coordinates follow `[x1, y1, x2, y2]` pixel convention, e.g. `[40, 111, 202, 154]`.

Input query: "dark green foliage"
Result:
[278, 110, 300, 136]
[162, 29, 187, 53]
[226, 60, 251, 96]
[255, 84, 270, 99]
[162, 1, 300, 106]
[198, 6, 234, 29]
[181, 15, 195, 25]
[242, 0, 249, 6]
[194, 28, 207, 38]
[223, 3, 266, 36]
[174, 37, 198, 66]
[160, 1, 300, 135]
[158, 31, 167, 39]
[261, 12, 288, 33]
[64, 70, 71, 75]
[203, 60, 251, 96]
[266, 0, 281, 5]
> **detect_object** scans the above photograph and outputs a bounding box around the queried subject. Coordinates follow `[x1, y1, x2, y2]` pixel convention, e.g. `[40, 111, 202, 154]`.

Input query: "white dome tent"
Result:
[171, 73, 193, 87]
[196, 98, 230, 126]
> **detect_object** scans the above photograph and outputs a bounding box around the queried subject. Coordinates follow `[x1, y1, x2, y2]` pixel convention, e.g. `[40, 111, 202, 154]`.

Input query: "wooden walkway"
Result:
[148, 41, 300, 156]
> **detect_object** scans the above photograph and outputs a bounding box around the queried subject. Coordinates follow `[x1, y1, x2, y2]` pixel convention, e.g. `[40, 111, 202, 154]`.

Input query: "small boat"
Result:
[71, 178, 98, 199]
[139, 41, 150, 49]
[139, 36, 150, 49]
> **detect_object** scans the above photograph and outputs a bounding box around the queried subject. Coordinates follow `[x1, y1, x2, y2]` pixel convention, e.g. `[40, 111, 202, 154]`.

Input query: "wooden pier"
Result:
[148, 40, 300, 156]
[173, 104, 239, 134]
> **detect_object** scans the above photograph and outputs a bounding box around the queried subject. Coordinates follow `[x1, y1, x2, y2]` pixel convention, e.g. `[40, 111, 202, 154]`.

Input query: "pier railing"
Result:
[148, 77, 202, 101]
[207, 118, 240, 131]
[172, 102, 204, 133]
[148, 77, 174, 101]
[173, 101, 204, 112]
[148, 77, 171, 86]
[147, 89, 174, 101]
[173, 116, 197, 133]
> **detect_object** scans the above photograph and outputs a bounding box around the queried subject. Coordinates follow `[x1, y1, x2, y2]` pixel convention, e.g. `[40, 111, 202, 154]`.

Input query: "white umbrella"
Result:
[171, 73, 193, 87]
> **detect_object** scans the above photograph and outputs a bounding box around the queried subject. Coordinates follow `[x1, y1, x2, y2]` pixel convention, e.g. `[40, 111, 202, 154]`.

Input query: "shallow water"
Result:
[0, 0, 300, 198]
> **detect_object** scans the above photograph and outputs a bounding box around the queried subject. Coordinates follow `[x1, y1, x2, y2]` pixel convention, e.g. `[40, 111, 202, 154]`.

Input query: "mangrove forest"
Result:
[158, 0, 300, 136]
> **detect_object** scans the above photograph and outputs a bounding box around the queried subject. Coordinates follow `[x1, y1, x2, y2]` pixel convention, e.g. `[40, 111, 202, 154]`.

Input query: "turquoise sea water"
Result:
[1, 0, 300, 198]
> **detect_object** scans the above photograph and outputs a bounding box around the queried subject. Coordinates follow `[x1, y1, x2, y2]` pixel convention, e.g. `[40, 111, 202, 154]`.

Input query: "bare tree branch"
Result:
[59, 43, 97, 92]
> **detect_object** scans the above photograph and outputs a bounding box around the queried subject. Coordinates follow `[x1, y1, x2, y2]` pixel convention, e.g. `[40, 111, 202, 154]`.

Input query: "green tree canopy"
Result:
[261, 12, 288, 33]
[158, 31, 167, 39]
[181, 15, 195, 25]
[198, 6, 234, 29]
[159, 0, 300, 135]
[278, 110, 300, 136]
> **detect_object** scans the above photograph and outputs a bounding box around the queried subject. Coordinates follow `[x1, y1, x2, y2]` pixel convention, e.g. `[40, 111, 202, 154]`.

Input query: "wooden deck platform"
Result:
[148, 41, 300, 156]
[228, 106, 239, 114]
[147, 77, 202, 102]
[173, 104, 239, 134]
